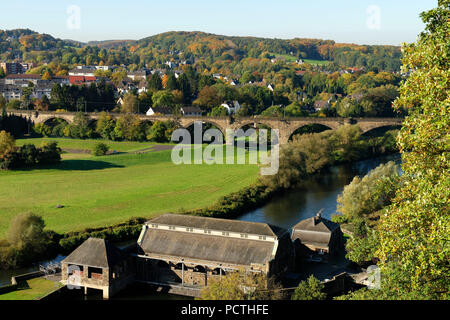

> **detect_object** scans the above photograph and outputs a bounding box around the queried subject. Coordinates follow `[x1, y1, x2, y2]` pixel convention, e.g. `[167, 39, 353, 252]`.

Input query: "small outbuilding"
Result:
[61, 238, 133, 299]
[291, 212, 343, 258]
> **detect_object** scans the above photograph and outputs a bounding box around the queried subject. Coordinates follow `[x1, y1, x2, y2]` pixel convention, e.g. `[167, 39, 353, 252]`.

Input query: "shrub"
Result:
[92, 142, 110, 156]
[331, 214, 348, 224]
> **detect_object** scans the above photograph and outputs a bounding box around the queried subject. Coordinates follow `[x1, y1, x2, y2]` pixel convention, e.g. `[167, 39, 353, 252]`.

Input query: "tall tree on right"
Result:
[376, 0, 449, 299]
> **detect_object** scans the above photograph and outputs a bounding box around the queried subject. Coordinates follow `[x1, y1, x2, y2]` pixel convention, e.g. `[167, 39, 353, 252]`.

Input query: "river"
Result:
[238, 153, 401, 230]
[0, 153, 401, 297]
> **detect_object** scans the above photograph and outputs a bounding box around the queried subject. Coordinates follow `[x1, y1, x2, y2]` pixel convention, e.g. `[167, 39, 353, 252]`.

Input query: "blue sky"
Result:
[1, 0, 437, 45]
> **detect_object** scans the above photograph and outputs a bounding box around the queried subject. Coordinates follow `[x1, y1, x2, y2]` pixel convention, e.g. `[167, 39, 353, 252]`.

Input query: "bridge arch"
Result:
[182, 120, 227, 144]
[43, 117, 70, 126]
[36, 114, 74, 125]
[287, 123, 334, 141]
[231, 120, 276, 146]
[361, 124, 402, 136]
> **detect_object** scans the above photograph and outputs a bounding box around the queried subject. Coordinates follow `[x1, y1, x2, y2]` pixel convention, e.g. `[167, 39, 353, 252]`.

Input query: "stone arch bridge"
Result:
[10, 111, 403, 145]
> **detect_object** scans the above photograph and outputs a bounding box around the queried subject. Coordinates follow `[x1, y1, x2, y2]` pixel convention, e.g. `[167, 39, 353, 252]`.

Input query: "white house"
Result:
[146, 106, 173, 116]
[221, 101, 241, 115]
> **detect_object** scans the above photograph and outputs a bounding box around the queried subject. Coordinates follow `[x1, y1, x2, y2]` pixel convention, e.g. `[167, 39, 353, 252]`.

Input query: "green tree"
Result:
[330, 125, 363, 162]
[146, 121, 168, 142]
[375, 1, 449, 299]
[92, 142, 110, 156]
[200, 270, 284, 300]
[208, 106, 228, 117]
[67, 112, 93, 139]
[291, 275, 326, 300]
[147, 73, 163, 91]
[152, 90, 175, 107]
[96, 112, 116, 140]
[166, 74, 179, 90]
[337, 161, 400, 220]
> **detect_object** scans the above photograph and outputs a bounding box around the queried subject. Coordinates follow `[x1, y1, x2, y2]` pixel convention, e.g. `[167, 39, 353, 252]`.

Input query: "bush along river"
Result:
[0, 153, 400, 298]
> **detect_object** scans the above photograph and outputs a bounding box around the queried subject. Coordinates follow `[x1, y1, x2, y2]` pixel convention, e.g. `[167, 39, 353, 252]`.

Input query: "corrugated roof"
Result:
[147, 214, 284, 237]
[139, 228, 275, 266]
[62, 238, 125, 268]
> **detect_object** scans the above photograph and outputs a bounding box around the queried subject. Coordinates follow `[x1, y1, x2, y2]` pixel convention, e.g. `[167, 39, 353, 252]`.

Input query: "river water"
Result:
[0, 153, 400, 296]
[238, 153, 401, 230]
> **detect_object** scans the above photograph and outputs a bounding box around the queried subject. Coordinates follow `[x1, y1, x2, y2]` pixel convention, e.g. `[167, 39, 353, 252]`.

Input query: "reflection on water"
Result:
[238, 154, 401, 230]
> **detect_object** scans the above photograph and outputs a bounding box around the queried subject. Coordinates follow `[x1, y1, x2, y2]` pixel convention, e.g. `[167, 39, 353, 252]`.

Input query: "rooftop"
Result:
[62, 238, 125, 268]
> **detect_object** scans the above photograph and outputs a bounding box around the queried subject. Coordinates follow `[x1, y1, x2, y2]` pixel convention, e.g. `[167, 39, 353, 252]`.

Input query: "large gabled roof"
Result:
[62, 238, 125, 268]
[139, 229, 275, 266]
[147, 214, 285, 238]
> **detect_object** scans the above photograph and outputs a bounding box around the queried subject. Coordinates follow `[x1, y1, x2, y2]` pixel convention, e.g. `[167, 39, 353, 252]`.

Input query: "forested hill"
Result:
[0, 29, 401, 72]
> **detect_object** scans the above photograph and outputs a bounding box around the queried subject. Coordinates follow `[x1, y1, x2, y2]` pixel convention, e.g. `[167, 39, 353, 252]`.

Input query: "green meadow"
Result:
[0, 138, 260, 237]
[0, 278, 62, 300]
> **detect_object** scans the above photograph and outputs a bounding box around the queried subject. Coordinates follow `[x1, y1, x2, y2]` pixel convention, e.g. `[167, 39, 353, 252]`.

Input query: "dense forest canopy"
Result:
[0, 29, 401, 72]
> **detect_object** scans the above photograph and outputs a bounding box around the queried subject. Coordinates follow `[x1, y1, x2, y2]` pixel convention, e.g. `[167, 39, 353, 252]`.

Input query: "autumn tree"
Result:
[0, 130, 16, 158]
[194, 86, 221, 111]
[41, 70, 52, 80]
[120, 93, 139, 113]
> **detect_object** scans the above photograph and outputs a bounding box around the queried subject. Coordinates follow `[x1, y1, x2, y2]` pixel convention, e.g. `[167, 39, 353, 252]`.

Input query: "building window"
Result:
[259, 236, 266, 240]
[151, 224, 158, 228]
[222, 232, 229, 236]
[240, 234, 248, 238]
[204, 230, 211, 234]
[88, 267, 103, 279]
[186, 227, 193, 232]
[169, 226, 176, 230]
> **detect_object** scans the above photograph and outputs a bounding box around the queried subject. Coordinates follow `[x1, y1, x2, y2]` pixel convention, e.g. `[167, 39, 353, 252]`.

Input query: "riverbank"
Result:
[0, 126, 399, 273]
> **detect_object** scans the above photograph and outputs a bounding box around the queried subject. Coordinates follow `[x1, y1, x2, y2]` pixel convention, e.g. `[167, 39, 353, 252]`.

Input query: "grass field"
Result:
[0, 278, 62, 300]
[0, 138, 260, 237]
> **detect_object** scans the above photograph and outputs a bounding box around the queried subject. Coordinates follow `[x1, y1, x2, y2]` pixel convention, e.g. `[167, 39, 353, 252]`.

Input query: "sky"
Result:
[0, 0, 437, 45]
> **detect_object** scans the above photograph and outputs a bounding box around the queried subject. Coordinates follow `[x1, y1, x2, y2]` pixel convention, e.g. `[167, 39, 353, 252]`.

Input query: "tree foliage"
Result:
[291, 275, 327, 300]
[374, 1, 450, 299]
[200, 269, 284, 300]
[337, 161, 401, 220]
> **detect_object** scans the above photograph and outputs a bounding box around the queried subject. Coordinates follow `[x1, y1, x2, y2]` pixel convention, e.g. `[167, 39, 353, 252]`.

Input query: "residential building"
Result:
[181, 106, 202, 117]
[221, 101, 241, 114]
[146, 106, 173, 116]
